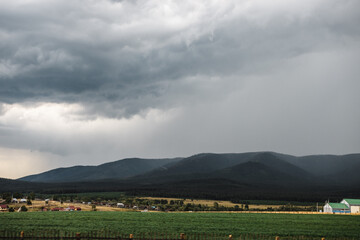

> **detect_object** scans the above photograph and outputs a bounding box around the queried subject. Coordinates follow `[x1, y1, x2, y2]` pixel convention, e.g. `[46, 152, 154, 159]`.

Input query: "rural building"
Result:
[51, 207, 64, 211]
[66, 206, 76, 211]
[20, 199, 27, 203]
[12, 198, 19, 203]
[323, 202, 350, 213]
[117, 203, 125, 208]
[340, 199, 360, 214]
[0, 205, 8, 211]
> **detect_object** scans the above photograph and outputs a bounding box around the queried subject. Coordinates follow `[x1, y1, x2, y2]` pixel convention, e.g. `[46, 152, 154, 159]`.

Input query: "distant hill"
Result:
[7, 151, 360, 201]
[19, 158, 182, 183]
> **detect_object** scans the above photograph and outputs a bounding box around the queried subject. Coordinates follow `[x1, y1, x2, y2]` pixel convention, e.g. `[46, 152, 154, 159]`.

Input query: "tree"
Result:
[8, 207, 14, 212]
[92, 204, 97, 211]
[28, 192, 35, 200]
[13, 192, 22, 199]
[20, 206, 28, 212]
[5, 196, 11, 204]
[2, 192, 11, 200]
[27, 199, 32, 205]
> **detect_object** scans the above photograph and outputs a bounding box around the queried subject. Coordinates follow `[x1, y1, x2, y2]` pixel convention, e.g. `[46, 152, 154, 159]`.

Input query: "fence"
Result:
[0, 231, 354, 240]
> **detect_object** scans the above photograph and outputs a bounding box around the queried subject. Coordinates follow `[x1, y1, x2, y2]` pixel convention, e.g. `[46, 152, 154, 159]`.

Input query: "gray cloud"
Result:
[1, 0, 359, 117]
[0, 0, 359, 178]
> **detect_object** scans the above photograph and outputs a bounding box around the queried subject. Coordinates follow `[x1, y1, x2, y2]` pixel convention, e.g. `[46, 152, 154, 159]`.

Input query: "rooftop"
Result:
[343, 199, 360, 205]
[329, 203, 349, 209]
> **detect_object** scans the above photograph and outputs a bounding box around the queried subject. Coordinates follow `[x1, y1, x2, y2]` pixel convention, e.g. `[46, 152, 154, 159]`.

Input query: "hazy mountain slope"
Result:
[135, 152, 258, 179]
[212, 161, 310, 186]
[327, 161, 360, 186]
[19, 158, 182, 183]
[281, 154, 360, 176]
[248, 152, 312, 179]
[131, 152, 313, 186]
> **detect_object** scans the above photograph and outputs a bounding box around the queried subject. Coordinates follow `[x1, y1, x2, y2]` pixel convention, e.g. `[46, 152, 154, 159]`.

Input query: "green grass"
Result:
[1, 212, 359, 239]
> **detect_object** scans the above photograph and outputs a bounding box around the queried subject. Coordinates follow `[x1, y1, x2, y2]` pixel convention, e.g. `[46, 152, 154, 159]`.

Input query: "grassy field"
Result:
[1, 211, 359, 239]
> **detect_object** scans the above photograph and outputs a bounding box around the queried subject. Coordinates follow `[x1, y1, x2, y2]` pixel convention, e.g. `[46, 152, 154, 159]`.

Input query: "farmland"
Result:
[1, 212, 360, 239]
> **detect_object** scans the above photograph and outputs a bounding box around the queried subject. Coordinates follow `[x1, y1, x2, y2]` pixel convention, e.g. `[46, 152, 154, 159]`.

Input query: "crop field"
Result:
[1, 212, 360, 239]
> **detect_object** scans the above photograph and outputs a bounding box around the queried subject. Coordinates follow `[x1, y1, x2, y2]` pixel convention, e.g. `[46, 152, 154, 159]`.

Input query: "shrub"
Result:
[20, 205, 28, 212]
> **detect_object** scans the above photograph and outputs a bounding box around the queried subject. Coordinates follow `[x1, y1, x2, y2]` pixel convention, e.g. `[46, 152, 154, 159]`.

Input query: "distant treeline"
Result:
[1, 177, 360, 203]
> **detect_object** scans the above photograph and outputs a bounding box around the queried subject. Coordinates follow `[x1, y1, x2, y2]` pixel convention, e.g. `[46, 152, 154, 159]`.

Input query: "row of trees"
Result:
[1, 192, 35, 204]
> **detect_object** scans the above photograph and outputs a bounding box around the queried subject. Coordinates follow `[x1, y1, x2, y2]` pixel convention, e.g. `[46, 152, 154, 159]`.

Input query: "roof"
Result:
[343, 199, 360, 205]
[329, 203, 349, 209]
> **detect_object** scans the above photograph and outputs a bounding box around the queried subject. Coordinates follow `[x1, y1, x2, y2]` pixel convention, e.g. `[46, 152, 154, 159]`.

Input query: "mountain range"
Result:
[1, 151, 360, 201]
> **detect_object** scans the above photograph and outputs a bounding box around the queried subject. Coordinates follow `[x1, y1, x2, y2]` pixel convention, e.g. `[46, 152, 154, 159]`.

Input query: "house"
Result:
[51, 207, 64, 211]
[0, 205, 8, 211]
[65, 206, 76, 211]
[117, 203, 125, 208]
[12, 198, 19, 203]
[340, 199, 360, 214]
[323, 202, 350, 213]
[20, 199, 27, 203]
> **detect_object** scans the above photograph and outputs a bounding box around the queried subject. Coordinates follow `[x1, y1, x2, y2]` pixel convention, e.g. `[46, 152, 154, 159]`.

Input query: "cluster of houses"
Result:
[49, 206, 81, 211]
[323, 198, 360, 214]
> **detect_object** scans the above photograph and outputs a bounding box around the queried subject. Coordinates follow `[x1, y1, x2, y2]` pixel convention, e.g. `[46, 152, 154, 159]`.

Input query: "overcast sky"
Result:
[1, 0, 359, 179]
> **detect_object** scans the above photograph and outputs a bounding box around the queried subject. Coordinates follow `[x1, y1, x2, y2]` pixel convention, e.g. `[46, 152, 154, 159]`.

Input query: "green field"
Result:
[1, 212, 359, 239]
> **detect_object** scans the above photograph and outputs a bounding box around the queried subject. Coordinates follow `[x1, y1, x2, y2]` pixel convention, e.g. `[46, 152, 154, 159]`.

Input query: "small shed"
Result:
[341, 199, 360, 214]
[323, 202, 350, 213]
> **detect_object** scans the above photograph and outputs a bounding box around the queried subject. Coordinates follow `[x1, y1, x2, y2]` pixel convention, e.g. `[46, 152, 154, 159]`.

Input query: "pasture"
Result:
[1, 212, 360, 239]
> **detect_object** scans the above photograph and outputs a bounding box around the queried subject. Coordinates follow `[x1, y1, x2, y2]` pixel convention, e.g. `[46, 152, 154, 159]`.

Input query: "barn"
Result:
[340, 199, 360, 214]
[323, 202, 350, 213]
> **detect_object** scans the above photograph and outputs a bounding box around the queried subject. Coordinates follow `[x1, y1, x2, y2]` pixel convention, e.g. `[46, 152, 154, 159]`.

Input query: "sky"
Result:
[0, 0, 359, 179]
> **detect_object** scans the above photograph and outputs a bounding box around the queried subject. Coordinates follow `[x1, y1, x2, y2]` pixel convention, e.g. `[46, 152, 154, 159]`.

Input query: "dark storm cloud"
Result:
[1, 0, 359, 117]
[1, 0, 360, 178]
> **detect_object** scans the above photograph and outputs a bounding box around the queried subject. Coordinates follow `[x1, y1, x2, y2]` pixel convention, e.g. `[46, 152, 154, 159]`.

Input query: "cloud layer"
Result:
[1, 0, 359, 178]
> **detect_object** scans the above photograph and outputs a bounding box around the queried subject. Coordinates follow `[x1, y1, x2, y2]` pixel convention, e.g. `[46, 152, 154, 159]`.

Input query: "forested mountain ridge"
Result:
[4, 151, 359, 201]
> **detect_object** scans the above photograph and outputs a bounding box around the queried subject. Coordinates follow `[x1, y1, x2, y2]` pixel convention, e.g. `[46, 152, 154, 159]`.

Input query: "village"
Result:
[1, 194, 360, 214]
[0, 197, 128, 212]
